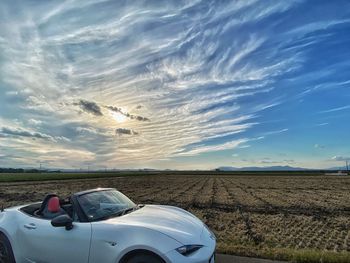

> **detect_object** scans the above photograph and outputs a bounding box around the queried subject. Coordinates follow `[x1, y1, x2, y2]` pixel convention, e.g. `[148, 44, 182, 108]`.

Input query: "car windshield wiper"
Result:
[94, 205, 139, 221]
[121, 206, 138, 215]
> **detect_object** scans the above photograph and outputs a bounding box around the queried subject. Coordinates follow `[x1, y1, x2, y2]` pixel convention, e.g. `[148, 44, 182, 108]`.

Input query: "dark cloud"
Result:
[75, 100, 103, 116]
[107, 106, 150, 122]
[0, 154, 22, 160]
[260, 160, 279, 164]
[134, 116, 150, 122]
[1, 127, 54, 140]
[332, 156, 350, 162]
[115, 128, 138, 135]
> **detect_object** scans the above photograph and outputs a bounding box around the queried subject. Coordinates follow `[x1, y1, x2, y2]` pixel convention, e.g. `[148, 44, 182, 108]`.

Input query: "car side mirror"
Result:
[51, 214, 73, 231]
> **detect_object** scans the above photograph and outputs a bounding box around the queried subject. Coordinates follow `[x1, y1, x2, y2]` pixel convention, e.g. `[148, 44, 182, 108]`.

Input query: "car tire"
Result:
[125, 253, 164, 263]
[0, 233, 16, 263]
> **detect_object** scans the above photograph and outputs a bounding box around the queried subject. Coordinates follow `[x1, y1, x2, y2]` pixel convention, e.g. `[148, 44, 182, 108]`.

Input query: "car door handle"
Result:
[24, 223, 37, 230]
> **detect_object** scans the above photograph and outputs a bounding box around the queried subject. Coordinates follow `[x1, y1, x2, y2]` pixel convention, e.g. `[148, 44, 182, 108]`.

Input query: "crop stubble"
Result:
[0, 174, 349, 259]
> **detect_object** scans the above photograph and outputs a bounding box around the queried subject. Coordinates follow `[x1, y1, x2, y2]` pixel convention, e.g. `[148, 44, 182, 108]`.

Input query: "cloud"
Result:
[287, 19, 350, 36]
[74, 100, 103, 116]
[319, 105, 350, 114]
[178, 139, 248, 156]
[283, 159, 296, 164]
[115, 128, 138, 136]
[259, 158, 279, 164]
[316, 123, 329, 126]
[258, 157, 295, 164]
[28, 119, 43, 126]
[0, 126, 68, 142]
[238, 145, 251, 149]
[106, 106, 150, 122]
[332, 156, 350, 162]
[76, 127, 100, 135]
[5, 91, 19, 96]
[262, 128, 289, 136]
[314, 144, 325, 149]
[0, 0, 349, 169]
[244, 158, 296, 165]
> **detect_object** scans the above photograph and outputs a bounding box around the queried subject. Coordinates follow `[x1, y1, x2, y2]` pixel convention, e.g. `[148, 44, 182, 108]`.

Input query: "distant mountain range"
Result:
[216, 165, 348, 171]
[216, 165, 308, 171]
[328, 166, 348, 171]
[1, 166, 348, 173]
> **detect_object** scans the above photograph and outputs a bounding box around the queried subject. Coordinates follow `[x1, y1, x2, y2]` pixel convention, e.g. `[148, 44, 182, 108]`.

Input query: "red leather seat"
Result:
[36, 194, 66, 219]
[47, 197, 61, 213]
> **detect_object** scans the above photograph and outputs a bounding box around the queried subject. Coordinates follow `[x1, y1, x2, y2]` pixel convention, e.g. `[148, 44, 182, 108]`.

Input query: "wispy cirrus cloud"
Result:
[314, 144, 325, 149]
[319, 105, 350, 114]
[316, 123, 329, 126]
[0, 0, 349, 169]
[177, 139, 249, 156]
[116, 128, 139, 136]
[106, 106, 150, 122]
[262, 128, 289, 136]
[0, 126, 69, 142]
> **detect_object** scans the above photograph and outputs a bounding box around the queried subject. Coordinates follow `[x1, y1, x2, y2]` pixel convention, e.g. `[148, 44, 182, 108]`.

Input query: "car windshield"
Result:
[77, 189, 137, 221]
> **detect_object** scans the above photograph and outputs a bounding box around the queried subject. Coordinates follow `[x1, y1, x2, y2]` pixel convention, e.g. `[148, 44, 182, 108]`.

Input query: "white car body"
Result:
[0, 188, 216, 263]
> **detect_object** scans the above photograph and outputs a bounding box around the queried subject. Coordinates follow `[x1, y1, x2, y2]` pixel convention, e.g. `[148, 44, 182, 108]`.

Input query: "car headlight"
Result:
[176, 245, 203, 256]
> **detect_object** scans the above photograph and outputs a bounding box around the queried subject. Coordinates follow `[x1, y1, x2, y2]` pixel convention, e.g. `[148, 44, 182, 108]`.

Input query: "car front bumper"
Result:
[164, 225, 216, 263]
[165, 246, 215, 263]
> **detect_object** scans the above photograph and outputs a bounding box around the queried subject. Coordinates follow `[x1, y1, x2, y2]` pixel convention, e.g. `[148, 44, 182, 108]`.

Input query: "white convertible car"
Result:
[0, 188, 216, 263]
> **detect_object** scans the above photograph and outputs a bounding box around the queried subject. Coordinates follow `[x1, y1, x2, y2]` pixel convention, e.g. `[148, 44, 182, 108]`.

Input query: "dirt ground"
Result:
[1, 174, 349, 261]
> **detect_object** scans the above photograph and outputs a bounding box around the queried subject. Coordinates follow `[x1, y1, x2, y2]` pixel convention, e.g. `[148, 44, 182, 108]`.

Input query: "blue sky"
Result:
[0, 0, 350, 169]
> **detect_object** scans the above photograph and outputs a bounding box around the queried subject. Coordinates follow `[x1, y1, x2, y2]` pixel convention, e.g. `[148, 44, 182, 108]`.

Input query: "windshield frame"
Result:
[71, 188, 137, 222]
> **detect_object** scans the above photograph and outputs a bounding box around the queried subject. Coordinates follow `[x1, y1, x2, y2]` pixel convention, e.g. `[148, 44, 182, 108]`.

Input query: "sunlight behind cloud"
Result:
[0, 0, 350, 169]
[110, 111, 128, 123]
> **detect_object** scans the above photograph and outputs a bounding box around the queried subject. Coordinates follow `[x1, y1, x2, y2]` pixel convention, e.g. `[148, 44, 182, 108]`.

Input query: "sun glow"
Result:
[111, 111, 127, 123]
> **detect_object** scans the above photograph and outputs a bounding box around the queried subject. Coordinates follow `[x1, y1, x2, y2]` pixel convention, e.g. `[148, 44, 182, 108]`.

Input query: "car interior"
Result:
[20, 194, 75, 220]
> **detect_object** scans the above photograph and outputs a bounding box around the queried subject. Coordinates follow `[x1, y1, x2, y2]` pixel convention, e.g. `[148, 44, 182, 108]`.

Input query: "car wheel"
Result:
[0, 233, 15, 263]
[126, 253, 164, 263]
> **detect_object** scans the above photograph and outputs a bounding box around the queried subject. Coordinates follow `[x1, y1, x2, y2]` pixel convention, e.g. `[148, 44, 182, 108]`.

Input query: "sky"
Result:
[0, 0, 350, 170]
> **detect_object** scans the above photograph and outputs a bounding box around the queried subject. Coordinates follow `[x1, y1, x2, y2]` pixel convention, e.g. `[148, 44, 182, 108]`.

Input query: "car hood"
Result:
[109, 205, 204, 245]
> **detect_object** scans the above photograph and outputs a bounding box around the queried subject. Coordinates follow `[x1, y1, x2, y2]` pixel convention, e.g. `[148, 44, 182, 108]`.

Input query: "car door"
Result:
[18, 214, 91, 263]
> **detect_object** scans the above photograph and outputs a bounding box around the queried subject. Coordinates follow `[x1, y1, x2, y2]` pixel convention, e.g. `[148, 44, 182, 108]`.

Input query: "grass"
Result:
[0, 172, 154, 182]
[217, 244, 350, 263]
[0, 170, 326, 183]
[218, 244, 350, 263]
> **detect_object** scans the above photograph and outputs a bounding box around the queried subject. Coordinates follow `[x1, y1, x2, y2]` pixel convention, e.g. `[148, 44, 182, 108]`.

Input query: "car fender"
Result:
[89, 223, 181, 263]
[117, 245, 170, 263]
[0, 208, 28, 262]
